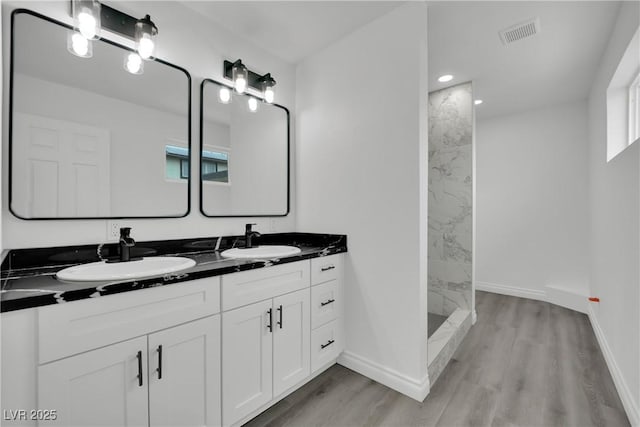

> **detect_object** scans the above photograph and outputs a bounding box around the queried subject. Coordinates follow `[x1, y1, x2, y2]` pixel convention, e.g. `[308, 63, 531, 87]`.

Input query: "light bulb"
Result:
[135, 15, 158, 60]
[232, 60, 249, 94]
[138, 34, 155, 60]
[73, 1, 100, 40]
[438, 74, 454, 83]
[67, 31, 92, 58]
[72, 33, 89, 56]
[78, 11, 97, 39]
[248, 97, 258, 112]
[125, 53, 143, 74]
[219, 87, 232, 104]
[235, 76, 247, 94]
[264, 86, 275, 104]
[474, 99, 483, 105]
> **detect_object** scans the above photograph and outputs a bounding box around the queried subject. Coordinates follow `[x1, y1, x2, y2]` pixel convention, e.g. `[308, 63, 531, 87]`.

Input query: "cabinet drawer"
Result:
[311, 280, 340, 329]
[222, 261, 310, 311]
[311, 255, 342, 286]
[311, 319, 343, 373]
[38, 277, 220, 364]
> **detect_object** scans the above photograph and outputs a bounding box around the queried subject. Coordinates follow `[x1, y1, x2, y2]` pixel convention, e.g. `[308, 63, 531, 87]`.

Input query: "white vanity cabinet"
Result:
[1, 254, 345, 427]
[310, 256, 344, 373]
[148, 316, 221, 427]
[7, 277, 223, 427]
[221, 262, 311, 425]
[38, 315, 220, 427]
[38, 335, 150, 427]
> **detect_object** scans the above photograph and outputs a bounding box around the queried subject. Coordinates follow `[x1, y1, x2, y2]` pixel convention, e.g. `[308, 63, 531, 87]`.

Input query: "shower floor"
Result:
[428, 312, 448, 337]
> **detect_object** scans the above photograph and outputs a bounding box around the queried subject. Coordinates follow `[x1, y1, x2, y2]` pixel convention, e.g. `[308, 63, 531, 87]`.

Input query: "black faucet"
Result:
[245, 223, 261, 249]
[119, 227, 136, 262]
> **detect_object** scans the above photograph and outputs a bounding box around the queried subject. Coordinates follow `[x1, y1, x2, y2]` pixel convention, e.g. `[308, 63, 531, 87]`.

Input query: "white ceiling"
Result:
[428, 1, 621, 119]
[180, 1, 403, 64]
[181, 1, 621, 119]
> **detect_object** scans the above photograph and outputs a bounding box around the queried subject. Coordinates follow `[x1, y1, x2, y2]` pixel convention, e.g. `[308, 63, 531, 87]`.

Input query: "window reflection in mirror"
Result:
[200, 79, 289, 217]
[202, 150, 229, 183]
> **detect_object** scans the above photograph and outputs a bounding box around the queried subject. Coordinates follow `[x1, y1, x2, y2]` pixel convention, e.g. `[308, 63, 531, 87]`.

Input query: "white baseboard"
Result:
[337, 351, 429, 402]
[588, 305, 640, 426]
[545, 284, 588, 314]
[476, 281, 546, 302]
[476, 281, 588, 314]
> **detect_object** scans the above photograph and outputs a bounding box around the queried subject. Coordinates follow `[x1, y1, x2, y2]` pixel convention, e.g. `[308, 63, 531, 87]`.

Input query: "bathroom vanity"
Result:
[1, 233, 347, 427]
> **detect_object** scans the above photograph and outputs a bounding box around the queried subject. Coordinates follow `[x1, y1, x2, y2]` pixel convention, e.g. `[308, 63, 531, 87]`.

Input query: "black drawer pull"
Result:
[267, 308, 273, 332]
[136, 350, 143, 387]
[277, 305, 283, 329]
[320, 299, 335, 307]
[321, 339, 335, 349]
[320, 265, 336, 272]
[157, 345, 163, 380]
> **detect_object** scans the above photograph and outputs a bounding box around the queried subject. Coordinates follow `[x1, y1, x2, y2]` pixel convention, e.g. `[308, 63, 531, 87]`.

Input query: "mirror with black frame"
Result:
[200, 79, 289, 217]
[10, 10, 191, 219]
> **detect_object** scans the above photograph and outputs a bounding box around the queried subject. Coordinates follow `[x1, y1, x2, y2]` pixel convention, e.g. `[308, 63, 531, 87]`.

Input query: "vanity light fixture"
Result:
[218, 86, 232, 104]
[124, 52, 143, 75]
[248, 97, 259, 112]
[67, 1, 159, 66]
[231, 60, 249, 94]
[67, 31, 93, 57]
[223, 60, 277, 103]
[438, 74, 454, 83]
[474, 99, 483, 105]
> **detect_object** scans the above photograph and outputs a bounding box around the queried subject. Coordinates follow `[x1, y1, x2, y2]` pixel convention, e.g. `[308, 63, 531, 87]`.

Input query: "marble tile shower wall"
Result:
[428, 82, 473, 317]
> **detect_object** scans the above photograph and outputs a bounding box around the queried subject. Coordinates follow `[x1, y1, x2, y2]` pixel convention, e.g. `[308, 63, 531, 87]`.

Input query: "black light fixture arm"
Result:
[99, 3, 138, 39]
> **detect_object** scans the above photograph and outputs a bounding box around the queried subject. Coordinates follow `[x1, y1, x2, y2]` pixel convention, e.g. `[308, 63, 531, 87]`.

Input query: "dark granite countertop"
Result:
[0, 232, 347, 313]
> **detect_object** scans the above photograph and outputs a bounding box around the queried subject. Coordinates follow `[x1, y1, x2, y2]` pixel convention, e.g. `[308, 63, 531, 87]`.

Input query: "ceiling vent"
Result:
[499, 18, 541, 45]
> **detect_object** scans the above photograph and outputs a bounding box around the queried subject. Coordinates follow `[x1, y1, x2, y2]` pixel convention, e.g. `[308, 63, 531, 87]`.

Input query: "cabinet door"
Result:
[273, 289, 310, 396]
[38, 336, 148, 427]
[148, 315, 221, 427]
[222, 300, 273, 425]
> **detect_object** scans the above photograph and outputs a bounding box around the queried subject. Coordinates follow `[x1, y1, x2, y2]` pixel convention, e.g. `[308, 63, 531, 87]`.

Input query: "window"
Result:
[629, 71, 640, 145]
[166, 145, 189, 180]
[606, 27, 639, 161]
[202, 150, 229, 183]
[166, 145, 230, 183]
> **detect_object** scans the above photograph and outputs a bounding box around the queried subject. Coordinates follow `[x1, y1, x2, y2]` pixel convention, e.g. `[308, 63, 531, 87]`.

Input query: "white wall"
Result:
[2, 0, 296, 248]
[587, 1, 640, 422]
[296, 4, 429, 399]
[13, 74, 188, 217]
[476, 101, 590, 300]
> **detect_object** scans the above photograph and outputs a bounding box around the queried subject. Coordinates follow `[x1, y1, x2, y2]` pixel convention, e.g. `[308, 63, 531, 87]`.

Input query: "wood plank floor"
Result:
[244, 291, 630, 427]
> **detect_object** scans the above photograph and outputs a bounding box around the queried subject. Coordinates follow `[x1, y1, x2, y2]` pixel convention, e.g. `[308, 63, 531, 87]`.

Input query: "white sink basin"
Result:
[56, 257, 196, 282]
[221, 245, 301, 259]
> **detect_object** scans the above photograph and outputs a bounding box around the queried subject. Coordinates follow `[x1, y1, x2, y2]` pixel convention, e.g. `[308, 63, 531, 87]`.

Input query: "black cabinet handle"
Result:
[321, 340, 335, 350]
[157, 345, 163, 380]
[136, 350, 143, 387]
[320, 299, 335, 307]
[321, 265, 336, 272]
[277, 305, 283, 329]
[267, 308, 273, 332]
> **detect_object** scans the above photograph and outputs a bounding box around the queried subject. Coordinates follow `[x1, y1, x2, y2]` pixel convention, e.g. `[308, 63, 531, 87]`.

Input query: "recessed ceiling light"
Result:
[474, 99, 483, 105]
[438, 74, 453, 83]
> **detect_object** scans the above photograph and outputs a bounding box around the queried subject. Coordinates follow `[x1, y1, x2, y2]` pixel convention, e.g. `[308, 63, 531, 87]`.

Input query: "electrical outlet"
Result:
[107, 221, 121, 241]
